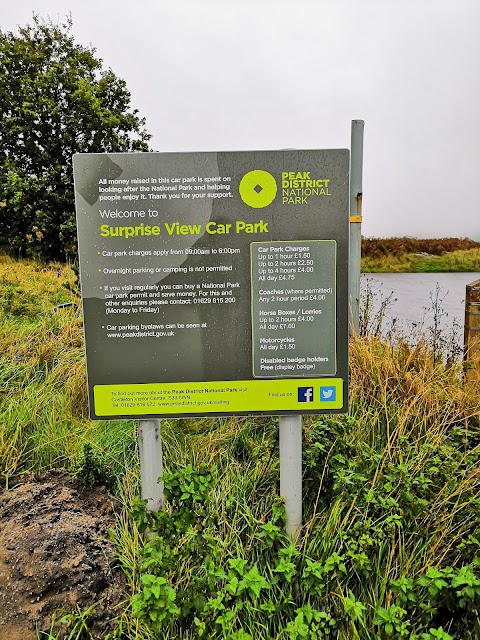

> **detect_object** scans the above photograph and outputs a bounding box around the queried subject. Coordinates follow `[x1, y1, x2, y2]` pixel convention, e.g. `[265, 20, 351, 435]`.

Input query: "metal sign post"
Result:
[138, 419, 164, 511]
[349, 120, 364, 334]
[279, 415, 302, 541]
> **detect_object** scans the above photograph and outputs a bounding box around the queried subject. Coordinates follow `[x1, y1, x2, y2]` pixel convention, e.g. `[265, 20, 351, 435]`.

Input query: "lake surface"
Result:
[360, 272, 480, 337]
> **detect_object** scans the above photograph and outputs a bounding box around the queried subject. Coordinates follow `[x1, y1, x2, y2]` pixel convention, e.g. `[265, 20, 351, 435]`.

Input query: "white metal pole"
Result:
[279, 415, 302, 542]
[138, 419, 164, 511]
[349, 119, 364, 334]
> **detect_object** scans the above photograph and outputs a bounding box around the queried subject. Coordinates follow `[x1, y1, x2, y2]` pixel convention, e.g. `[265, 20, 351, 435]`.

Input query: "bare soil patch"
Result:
[0, 470, 125, 639]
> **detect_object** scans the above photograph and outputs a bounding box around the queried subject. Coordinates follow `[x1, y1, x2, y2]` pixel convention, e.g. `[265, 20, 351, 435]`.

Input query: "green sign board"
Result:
[73, 150, 349, 419]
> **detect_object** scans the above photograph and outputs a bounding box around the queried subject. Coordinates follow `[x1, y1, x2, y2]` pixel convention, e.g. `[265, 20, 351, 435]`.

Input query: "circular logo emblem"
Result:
[239, 170, 277, 208]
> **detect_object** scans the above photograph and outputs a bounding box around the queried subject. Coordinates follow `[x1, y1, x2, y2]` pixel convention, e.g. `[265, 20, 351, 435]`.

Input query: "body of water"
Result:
[360, 272, 480, 337]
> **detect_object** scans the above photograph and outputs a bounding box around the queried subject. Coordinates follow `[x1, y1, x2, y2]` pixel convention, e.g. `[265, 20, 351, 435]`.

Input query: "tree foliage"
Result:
[0, 15, 151, 260]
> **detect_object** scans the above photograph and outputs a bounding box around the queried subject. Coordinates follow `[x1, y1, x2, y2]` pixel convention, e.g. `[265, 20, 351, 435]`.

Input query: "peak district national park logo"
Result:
[239, 170, 277, 208]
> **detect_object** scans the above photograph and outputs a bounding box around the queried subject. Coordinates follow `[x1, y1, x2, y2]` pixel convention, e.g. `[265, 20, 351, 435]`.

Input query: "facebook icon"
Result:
[298, 387, 314, 402]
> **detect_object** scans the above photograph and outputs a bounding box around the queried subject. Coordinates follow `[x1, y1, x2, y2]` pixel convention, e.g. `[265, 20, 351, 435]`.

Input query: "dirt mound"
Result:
[0, 470, 125, 639]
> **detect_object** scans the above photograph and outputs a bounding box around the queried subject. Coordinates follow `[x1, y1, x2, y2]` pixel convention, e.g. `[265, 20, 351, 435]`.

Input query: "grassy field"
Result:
[1, 254, 480, 639]
[361, 238, 480, 273]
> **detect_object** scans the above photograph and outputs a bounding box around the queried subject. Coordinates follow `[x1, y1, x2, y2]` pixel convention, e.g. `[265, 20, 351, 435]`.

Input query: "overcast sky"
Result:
[3, 0, 480, 239]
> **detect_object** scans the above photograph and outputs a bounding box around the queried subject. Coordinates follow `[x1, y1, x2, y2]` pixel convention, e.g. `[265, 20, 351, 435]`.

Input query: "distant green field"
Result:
[362, 248, 480, 273]
[361, 238, 480, 273]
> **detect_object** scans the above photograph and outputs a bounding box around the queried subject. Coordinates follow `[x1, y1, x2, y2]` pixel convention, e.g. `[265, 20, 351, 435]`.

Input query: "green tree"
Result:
[0, 15, 151, 260]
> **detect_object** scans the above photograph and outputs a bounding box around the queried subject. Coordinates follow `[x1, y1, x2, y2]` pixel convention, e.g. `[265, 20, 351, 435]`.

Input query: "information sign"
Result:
[251, 240, 337, 378]
[73, 150, 349, 419]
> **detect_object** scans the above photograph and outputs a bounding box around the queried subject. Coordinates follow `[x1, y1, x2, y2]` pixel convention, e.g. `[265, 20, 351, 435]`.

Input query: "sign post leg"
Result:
[279, 415, 302, 542]
[349, 119, 365, 334]
[138, 419, 164, 512]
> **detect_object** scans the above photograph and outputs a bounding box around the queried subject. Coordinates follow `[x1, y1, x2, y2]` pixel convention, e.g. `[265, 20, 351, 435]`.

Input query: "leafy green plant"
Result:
[451, 565, 480, 608]
[301, 559, 326, 596]
[420, 627, 454, 640]
[285, 605, 337, 639]
[373, 605, 410, 637]
[343, 591, 367, 623]
[73, 443, 112, 487]
[131, 574, 179, 633]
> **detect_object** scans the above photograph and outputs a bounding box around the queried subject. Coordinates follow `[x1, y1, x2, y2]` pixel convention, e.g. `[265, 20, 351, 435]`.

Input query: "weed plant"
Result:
[1, 256, 479, 639]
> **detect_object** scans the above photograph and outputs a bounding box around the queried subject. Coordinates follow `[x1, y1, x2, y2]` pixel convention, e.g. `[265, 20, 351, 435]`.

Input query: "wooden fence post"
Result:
[464, 279, 480, 383]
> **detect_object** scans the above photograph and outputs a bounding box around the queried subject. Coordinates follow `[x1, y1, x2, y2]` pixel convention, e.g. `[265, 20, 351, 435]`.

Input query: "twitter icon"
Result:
[319, 386, 336, 402]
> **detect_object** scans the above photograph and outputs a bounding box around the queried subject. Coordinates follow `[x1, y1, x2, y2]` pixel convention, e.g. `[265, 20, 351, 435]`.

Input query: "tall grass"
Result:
[1, 256, 479, 639]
